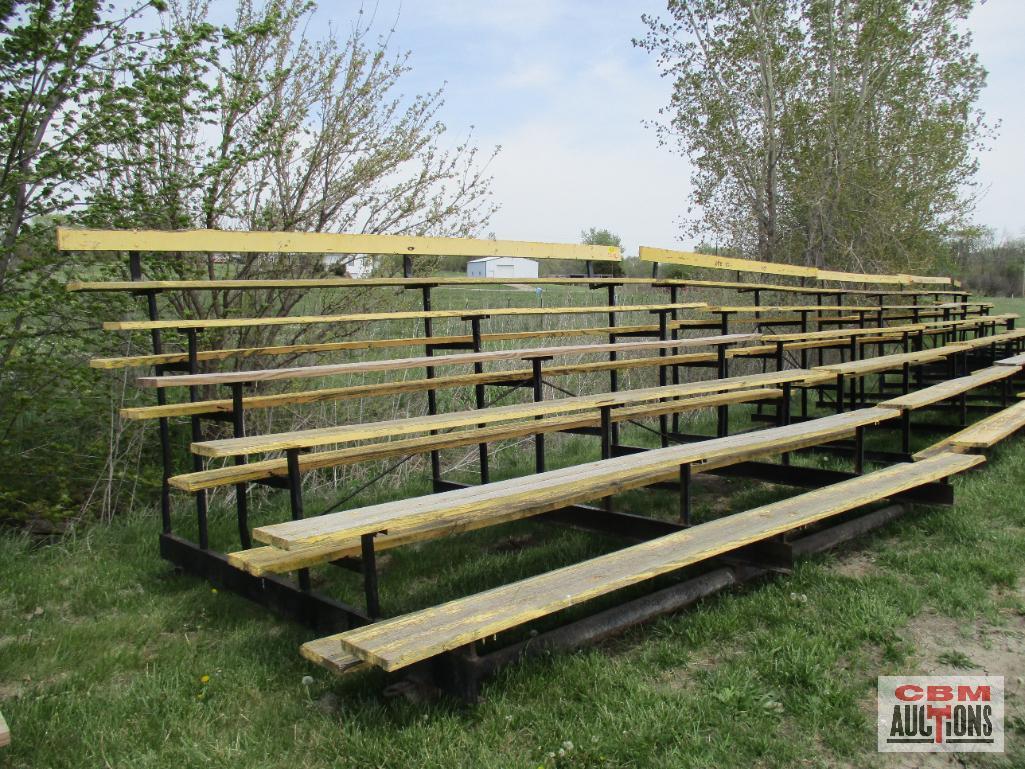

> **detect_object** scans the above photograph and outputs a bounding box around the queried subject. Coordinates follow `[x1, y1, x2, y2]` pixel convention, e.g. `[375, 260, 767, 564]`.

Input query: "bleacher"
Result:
[63, 228, 1023, 701]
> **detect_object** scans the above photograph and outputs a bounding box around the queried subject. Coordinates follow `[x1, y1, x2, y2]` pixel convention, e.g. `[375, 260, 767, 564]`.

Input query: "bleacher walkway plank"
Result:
[192, 370, 815, 458]
[914, 400, 1025, 459]
[253, 407, 899, 552]
[877, 366, 1018, 411]
[175, 389, 783, 492]
[317, 452, 983, 672]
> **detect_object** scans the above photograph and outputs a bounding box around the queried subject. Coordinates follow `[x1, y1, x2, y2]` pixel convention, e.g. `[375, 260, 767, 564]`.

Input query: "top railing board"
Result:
[55, 228, 621, 262]
[638, 246, 953, 286]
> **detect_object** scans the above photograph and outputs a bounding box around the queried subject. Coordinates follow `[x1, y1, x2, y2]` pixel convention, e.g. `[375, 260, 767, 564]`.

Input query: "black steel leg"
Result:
[361, 533, 381, 619]
[286, 449, 311, 592]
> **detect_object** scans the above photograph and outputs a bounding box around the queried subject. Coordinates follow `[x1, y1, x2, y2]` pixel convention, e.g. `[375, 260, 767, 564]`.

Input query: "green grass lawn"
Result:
[3, 296, 1024, 768]
[3, 412, 1025, 767]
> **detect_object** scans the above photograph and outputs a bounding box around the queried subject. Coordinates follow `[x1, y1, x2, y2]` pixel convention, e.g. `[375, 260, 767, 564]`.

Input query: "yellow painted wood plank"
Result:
[878, 366, 1016, 411]
[67, 276, 842, 293]
[192, 369, 818, 458]
[996, 352, 1025, 367]
[174, 389, 782, 493]
[328, 451, 982, 672]
[252, 407, 898, 552]
[771, 323, 927, 343]
[816, 269, 906, 285]
[913, 400, 1025, 458]
[639, 246, 818, 278]
[56, 227, 622, 261]
[102, 302, 708, 332]
[135, 333, 757, 389]
[297, 638, 370, 676]
[815, 348, 949, 377]
[124, 350, 739, 420]
[896, 273, 955, 286]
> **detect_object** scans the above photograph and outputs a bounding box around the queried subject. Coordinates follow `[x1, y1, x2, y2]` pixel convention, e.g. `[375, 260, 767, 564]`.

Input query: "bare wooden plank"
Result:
[296, 638, 371, 675]
[102, 302, 708, 332]
[253, 407, 899, 552]
[877, 366, 1017, 411]
[914, 400, 1025, 459]
[192, 369, 818, 458]
[135, 333, 758, 389]
[0, 710, 8, 749]
[56, 227, 622, 261]
[323, 451, 982, 672]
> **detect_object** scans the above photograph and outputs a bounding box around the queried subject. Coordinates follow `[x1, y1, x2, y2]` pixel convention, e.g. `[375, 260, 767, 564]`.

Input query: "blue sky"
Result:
[298, 1, 1024, 252]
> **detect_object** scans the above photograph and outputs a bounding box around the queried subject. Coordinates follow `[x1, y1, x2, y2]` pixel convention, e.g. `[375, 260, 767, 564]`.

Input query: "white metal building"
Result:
[466, 256, 539, 279]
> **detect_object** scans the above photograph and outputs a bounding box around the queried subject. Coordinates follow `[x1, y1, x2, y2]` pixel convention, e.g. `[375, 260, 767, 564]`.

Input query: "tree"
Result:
[637, 0, 991, 274]
[89, 0, 497, 363]
[0, 0, 497, 522]
[581, 226, 624, 276]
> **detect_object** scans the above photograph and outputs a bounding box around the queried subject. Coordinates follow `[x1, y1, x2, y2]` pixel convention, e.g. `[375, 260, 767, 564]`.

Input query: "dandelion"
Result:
[558, 749, 566, 758]
[562, 740, 574, 751]
[199, 674, 210, 684]
[301, 675, 314, 686]
[211, 588, 218, 595]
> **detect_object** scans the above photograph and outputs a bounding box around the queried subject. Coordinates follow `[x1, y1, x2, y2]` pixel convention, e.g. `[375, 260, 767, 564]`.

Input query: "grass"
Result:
[3, 296, 1024, 768]
[4, 409, 1025, 768]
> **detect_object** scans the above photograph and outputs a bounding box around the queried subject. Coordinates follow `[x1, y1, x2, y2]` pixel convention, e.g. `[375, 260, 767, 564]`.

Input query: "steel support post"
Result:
[285, 449, 311, 591]
[185, 328, 210, 549]
[360, 533, 381, 619]
[468, 316, 490, 483]
[230, 383, 251, 549]
[530, 356, 552, 473]
[421, 286, 443, 489]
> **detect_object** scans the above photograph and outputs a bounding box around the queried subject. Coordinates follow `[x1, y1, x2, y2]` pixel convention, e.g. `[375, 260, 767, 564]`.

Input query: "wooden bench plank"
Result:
[0, 710, 8, 748]
[253, 407, 898, 552]
[298, 638, 370, 676]
[877, 366, 1017, 411]
[102, 302, 708, 332]
[914, 400, 1025, 459]
[67, 275, 848, 294]
[996, 352, 1025, 367]
[174, 389, 782, 492]
[192, 370, 818, 458]
[814, 349, 948, 377]
[123, 350, 743, 421]
[57, 227, 623, 261]
[135, 333, 757, 389]
[318, 451, 981, 672]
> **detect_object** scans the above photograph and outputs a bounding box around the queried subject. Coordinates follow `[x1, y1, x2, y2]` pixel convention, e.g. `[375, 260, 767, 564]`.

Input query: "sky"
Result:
[294, 1, 1025, 254]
